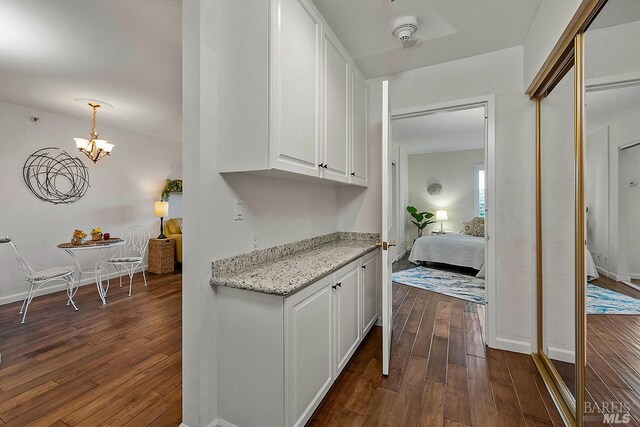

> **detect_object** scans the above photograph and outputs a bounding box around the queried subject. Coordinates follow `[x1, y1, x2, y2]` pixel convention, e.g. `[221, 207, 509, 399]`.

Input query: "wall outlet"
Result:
[251, 232, 258, 250]
[234, 199, 244, 220]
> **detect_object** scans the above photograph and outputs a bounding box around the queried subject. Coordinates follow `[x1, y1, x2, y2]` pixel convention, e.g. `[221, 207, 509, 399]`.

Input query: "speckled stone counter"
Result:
[211, 232, 379, 296]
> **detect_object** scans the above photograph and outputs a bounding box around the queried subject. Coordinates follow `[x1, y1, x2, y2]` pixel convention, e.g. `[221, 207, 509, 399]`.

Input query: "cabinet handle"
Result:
[337, 283, 342, 287]
[332, 284, 338, 290]
[351, 172, 355, 176]
[318, 163, 324, 168]
[362, 265, 366, 269]
[324, 164, 328, 169]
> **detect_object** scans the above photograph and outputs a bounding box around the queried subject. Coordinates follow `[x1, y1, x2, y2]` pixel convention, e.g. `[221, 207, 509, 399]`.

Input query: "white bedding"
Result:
[586, 250, 599, 281]
[409, 233, 485, 275]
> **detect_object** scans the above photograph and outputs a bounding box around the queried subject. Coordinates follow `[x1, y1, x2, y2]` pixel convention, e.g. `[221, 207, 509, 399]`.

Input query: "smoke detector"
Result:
[391, 16, 419, 48]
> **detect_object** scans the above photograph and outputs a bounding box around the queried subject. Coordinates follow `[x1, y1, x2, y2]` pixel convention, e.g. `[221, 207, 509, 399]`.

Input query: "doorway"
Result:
[380, 92, 497, 373]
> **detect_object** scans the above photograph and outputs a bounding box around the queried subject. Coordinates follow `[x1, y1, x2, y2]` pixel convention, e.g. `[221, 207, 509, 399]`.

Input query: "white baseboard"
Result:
[596, 266, 626, 282]
[547, 346, 575, 364]
[629, 273, 640, 280]
[622, 281, 640, 292]
[0, 265, 148, 306]
[494, 337, 532, 354]
[393, 249, 407, 262]
[215, 419, 240, 427]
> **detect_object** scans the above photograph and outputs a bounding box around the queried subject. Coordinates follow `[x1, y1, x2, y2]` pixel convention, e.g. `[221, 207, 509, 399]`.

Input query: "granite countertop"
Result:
[211, 235, 378, 296]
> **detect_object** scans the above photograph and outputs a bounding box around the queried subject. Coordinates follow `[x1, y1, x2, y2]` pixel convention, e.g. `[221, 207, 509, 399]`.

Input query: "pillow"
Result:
[462, 217, 484, 237]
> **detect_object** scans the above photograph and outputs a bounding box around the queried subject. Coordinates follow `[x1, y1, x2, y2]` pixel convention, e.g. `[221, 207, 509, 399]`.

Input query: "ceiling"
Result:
[311, 0, 542, 78]
[392, 107, 485, 155]
[0, 0, 181, 142]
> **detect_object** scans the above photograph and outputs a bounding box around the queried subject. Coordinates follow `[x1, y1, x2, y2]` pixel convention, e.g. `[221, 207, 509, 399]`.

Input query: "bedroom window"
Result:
[474, 164, 486, 217]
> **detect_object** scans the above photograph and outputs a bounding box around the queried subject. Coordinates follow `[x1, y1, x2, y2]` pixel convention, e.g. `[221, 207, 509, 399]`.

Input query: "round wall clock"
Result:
[427, 183, 442, 196]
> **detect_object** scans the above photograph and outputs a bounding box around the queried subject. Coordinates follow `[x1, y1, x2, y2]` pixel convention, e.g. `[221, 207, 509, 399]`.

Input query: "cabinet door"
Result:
[361, 254, 378, 336]
[285, 276, 334, 427]
[351, 71, 368, 186]
[271, 0, 322, 177]
[322, 32, 350, 183]
[334, 265, 361, 375]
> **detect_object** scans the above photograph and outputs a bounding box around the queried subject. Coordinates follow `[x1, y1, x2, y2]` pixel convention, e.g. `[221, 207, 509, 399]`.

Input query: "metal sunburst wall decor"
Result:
[23, 147, 90, 204]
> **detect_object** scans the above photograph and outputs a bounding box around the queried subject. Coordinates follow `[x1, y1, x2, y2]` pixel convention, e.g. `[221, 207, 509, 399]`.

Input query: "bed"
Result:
[408, 232, 599, 281]
[409, 233, 485, 277]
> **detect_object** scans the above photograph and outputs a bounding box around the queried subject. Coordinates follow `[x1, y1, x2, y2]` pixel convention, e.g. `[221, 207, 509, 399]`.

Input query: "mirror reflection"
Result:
[584, 1, 640, 423]
[541, 64, 577, 401]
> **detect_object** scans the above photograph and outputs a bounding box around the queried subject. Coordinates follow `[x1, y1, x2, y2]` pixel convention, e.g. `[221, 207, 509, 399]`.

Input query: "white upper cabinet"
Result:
[217, 0, 367, 187]
[271, 0, 322, 177]
[351, 71, 368, 186]
[322, 31, 350, 183]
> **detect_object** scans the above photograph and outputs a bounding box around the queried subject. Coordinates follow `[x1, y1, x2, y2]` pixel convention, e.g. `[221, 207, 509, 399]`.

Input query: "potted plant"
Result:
[406, 206, 435, 238]
[161, 179, 183, 202]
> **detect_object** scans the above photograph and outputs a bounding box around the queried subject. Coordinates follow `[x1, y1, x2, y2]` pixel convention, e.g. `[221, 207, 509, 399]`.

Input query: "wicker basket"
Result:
[148, 238, 175, 274]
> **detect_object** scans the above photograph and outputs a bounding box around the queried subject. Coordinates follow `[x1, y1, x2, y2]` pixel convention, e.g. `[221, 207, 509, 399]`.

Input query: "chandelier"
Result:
[74, 102, 114, 163]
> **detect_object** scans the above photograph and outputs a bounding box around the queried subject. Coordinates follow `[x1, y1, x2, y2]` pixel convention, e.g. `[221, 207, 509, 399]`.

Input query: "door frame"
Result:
[390, 94, 497, 348]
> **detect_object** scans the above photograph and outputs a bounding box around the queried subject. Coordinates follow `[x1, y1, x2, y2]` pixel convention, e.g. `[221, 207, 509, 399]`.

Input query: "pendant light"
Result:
[74, 102, 114, 163]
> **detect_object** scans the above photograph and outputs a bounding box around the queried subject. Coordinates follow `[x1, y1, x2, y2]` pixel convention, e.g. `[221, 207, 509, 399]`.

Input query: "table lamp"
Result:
[435, 209, 448, 232]
[154, 201, 169, 239]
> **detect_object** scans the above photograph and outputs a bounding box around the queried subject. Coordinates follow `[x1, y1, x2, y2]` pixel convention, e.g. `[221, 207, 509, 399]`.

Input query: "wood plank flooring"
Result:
[308, 256, 563, 426]
[539, 275, 640, 424]
[585, 313, 640, 424]
[0, 271, 182, 426]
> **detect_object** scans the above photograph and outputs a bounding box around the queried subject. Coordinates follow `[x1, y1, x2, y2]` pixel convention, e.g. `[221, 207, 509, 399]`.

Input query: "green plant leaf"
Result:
[407, 206, 417, 214]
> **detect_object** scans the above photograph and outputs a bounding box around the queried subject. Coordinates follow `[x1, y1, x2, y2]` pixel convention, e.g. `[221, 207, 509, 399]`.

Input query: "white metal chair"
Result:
[105, 226, 150, 296]
[1, 237, 77, 323]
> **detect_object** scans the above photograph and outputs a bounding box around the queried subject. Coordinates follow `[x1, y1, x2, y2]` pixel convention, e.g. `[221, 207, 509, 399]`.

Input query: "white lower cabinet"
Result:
[361, 252, 378, 336]
[334, 264, 361, 376]
[216, 251, 379, 427]
[285, 275, 334, 426]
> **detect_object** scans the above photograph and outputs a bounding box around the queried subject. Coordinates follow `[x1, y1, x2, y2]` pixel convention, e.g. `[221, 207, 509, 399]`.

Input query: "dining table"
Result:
[57, 238, 125, 306]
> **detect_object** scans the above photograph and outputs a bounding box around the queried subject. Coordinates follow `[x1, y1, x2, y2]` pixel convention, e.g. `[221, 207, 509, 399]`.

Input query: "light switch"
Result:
[234, 199, 244, 220]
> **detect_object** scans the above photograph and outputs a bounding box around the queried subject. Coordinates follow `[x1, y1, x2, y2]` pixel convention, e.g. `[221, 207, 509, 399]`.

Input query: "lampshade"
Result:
[74, 137, 89, 149]
[435, 210, 448, 221]
[154, 201, 169, 218]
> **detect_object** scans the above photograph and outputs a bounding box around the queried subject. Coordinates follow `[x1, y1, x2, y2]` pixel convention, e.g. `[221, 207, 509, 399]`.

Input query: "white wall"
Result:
[586, 19, 640, 84]
[341, 46, 537, 353]
[406, 149, 485, 244]
[0, 100, 181, 304]
[586, 127, 609, 270]
[182, 2, 344, 425]
[523, 0, 582, 89]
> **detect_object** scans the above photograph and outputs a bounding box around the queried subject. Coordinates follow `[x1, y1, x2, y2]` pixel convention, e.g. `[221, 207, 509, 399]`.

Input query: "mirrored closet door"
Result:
[540, 64, 578, 408]
[583, 1, 640, 423]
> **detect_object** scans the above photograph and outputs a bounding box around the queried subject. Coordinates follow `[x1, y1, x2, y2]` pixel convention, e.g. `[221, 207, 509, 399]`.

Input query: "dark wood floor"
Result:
[0, 271, 182, 426]
[594, 275, 640, 300]
[548, 276, 640, 425]
[308, 256, 563, 426]
[586, 275, 640, 425]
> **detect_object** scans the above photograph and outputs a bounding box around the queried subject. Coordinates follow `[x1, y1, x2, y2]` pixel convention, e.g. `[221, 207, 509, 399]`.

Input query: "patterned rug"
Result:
[392, 267, 640, 315]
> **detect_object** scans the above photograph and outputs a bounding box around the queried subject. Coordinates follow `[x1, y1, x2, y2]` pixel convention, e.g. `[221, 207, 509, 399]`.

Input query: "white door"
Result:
[351, 72, 368, 184]
[361, 254, 378, 335]
[271, 0, 322, 177]
[285, 276, 334, 427]
[334, 266, 360, 375]
[381, 80, 393, 375]
[322, 33, 350, 183]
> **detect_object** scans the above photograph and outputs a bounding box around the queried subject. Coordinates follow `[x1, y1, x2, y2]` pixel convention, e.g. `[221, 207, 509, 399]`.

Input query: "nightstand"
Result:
[431, 230, 452, 236]
[148, 238, 175, 274]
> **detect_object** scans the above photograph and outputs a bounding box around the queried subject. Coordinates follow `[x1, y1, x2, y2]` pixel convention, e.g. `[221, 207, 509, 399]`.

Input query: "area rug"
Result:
[392, 267, 640, 315]
[392, 267, 485, 304]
